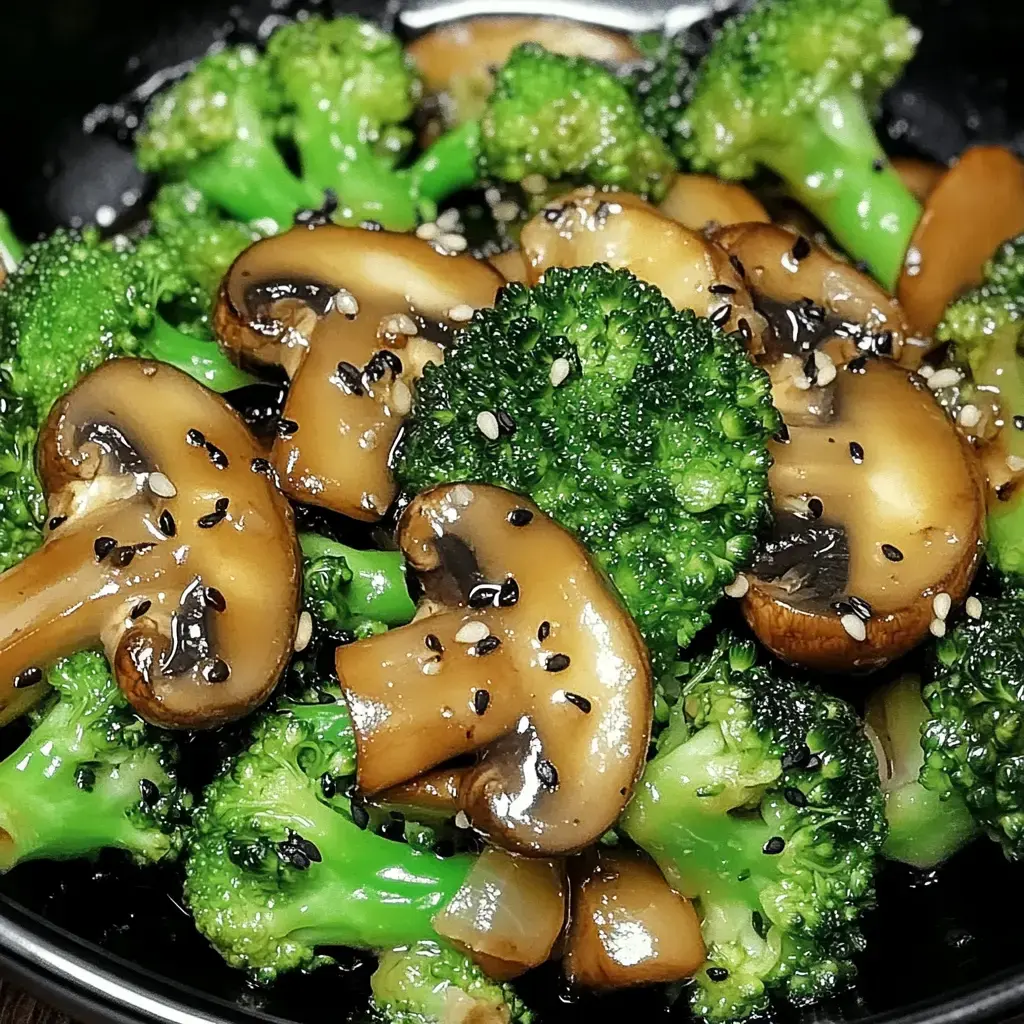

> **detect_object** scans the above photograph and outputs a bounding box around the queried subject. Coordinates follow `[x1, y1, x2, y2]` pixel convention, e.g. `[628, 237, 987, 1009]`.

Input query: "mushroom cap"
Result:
[337, 483, 652, 856]
[0, 359, 300, 728]
[742, 358, 985, 672]
[658, 174, 770, 233]
[214, 224, 503, 520]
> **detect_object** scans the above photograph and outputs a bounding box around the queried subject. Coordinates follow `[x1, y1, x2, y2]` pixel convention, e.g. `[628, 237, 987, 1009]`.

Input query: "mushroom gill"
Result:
[214, 224, 502, 521]
[336, 483, 652, 856]
[0, 359, 300, 728]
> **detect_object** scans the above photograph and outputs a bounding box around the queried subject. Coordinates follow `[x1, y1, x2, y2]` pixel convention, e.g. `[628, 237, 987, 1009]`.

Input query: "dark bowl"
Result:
[3, 1, 1024, 1022]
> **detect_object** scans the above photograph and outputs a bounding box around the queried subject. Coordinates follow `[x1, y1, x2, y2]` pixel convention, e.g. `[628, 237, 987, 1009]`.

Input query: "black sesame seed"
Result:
[729, 254, 745, 277]
[538, 621, 551, 641]
[134, 542, 155, 556]
[737, 317, 753, 342]
[468, 583, 501, 608]
[425, 633, 444, 654]
[198, 510, 226, 529]
[335, 361, 365, 395]
[832, 600, 855, 618]
[763, 836, 786, 855]
[131, 600, 152, 619]
[710, 304, 732, 328]
[495, 409, 517, 435]
[805, 753, 822, 771]
[536, 759, 559, 789]
[847, 356, 868, 374]
[215, 497, 230, 513]
[206, 587, 227, 612]
[13, 666, 43, 689]
[205, 443, 229, 469]
[278, 844, 311, 871]
[351, 802, 370, 830]
[802, 352, 817, 380]
[1015, 416, 1024, 431]
[872, 157, 886, 172]
[784, 786, 808, 808]
[158, 510, 176, 537]
[474, 689, 491, 715]
[498, 577, 520, 607]
[791, 236, 811, 261]
[277, 418, 299, 438]
[291, 832, 322, 863]
[75, 766, 96, 792]
[546, 653, 571, 673]
[48, 515, 67, 530]
[321, 774, 337, 799]
[139, 779, 160, 806]
[94, 536, 117, 561]
[848, 595, 873, 620]
[110, 545, 136, 568]
[781, 744, 811, 770]
[875, 330, 894, 356]
[186, 429, 206, 447]
[472, 635, 501, 657]
[882, 543, 904, 562]
[707, 967, 730, 982]
[508, 507, 534, 527]
[849, 441, 865, 464]
[774, 422, 790, 443]
[807, 497, 824, 519]
[710, 283, 737, 295]
[564, 692, 592, 714]
[251, 457, 272, 475]
[997, 482, 1015, 502]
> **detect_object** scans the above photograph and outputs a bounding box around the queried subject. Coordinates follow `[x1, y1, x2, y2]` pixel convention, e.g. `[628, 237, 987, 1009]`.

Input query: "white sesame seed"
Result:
[958, 404, 981, 429]
[148, 471, 177, 498]
[841, 613, 867, 641]
[492, 200, 521, 223]
[436, 208, 462, 232]
[521, 173, 548, 195]
[421, 658, 442, 676]
[1007, 455, 1024, 473]
[456, 621, 489, 645]
[927, 368, 962, 391]
[484, 187, 502, 206]
[437, 232, 468, 253]
[932, 592, 952, 621]
[476, 410, 500, 440]
[294, 611, 313, 652]
[455, 810, 471, 829]
[918, 364, 935, 379]
[390, 379, 412, 416]
[724, 574, 750, 598]
[929, 618, 947, 638]
[792, 373, 813, 391]
[448, 303, 474, 323]
[415, 221, 439, 240]
[549, 357, 571, 387]
[450, 484, 474, 507]
[333, 289, 359, 317]
[814, 350, 837, 387]
[966, 596, 983, 620]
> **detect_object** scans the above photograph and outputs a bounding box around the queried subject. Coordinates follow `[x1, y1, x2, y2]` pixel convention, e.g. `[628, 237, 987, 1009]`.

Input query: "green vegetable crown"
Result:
[0, 388, 44, 571]
[397, 264, 779, 672]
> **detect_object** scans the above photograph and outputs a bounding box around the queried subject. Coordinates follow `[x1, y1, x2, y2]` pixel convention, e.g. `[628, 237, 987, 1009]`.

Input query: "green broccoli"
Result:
[660, 0, 920, 288]
[299, 532, 416, 639]
[621, 635, 886, 1023]
[931, 235, 1024, 573]
[0, 228, 253, 413]
[0, 211, 24, 277]
[480, 43, 677, 203]
[865, 675, 978, 870]
[184, 682, 474, 982]
[0, 388, 44, 572]
[396, 265, 779, 674]
[0, 651, 190, 872]
[370, 941, 533, 1024]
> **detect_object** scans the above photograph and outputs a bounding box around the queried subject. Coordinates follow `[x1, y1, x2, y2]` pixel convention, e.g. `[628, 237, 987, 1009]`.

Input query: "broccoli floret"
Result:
[0, 652, 190, 872]
[370, 941, 533, 1024]
[0, 211, 24, 278]
[622, 635, 886, 1023]
[0, 228, 254, 412]
[137, 45, 324, 229]
[184, 684, 474, 982]
[480, 43, 677, 203]
[666, 0, 920, 287]
[396, 265, 778, 674]
[933, 235, 1024, 572]
[299, 533, 416, 639]
[866, 675, 978, 869]
[0, 388, 44, 572]
[919, 593, 1024, 860]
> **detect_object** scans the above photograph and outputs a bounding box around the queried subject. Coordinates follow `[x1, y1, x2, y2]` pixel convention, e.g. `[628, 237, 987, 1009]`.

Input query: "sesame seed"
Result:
[1015, 416, 1024, 431]
[320, 774, 337, 799]
[333, 289, 359, 317]
[873, 157, 886, 172]
[932, 592, 952, 621]
[148, 471, 176, 498]
[470, 635, 501, 657]
[848, 595, 873, 620]
[130, 600, 152, 619]
[498, 578, 520, 607]
[456, 620, 489, 645]
[729, 255, 746, 278]
[450, 484, 474, 507]
[94, 536, 117, 562]
[807, 497, 824, 519]
[186, 429, 206, 447]
[875, 330, 894, 355]
[139, 779, 160, 806]
[425, 633, 444, 654]
[737, 317, 753, 342]
[492, 200, 521, 222]
[724, 574, 749, 598]
[966, 596, 983, 620]
[538, 621, 551, 642]
[882, 543, 903, 562]
[536, 759, 559, 788]
[277, 418, 299, 438]
[455, 810, 471, 829]
[216, 497, 229, 513]
[791, 236, 811, 261]
[206, 587, 226, 612]
[473, 689, 491, 715]
[436, 208, 461, 232]
[158, 510, 176, 537]
[959, 404, 981, 429]
[351, 803, 370, 830]
[849, 441, 865, 464]
[545, 653, 571, 673]
[334, 361, 364, 396]
[918, 364, 935, 379]
[294, 611, 313, 652]
[206, 443, 229, 469]
[251, 458, 272, 475]
[204, 658, 230, 683]
[508, 508, 534, 527]
[469, 583, 501, 607]
[930, 618, 947, 638]
[710, 304, 732, 327]
[522, 173, 548, 195]
[840, 613, 867, 641]
[495, 409, 516, 435]
[416, 221, 439, 240]
[847, 356, 868, 374]
[48, 515, 67, 530]
[710, 284, 737, 295]
[707, 967, 730, 982]
[564, 692, 592, 714]
[381, 313, 418, 338]
[476, 410, 500, 440]
[13, 667, 43, 689]
[197, 510, 226, 529]
[111, 546, 136, 568]
[928, 368, 962, 391]
[390, 379, 413, 416]
[784, 786, 808, 807]
[437, 232, 468, 253]
[814, 350, 837, 387]
[763, 836, 786, 854]
[549, 357, 572, 387]
[1008, 455, 1024, 473]
[774, 422, 790, 444]
[448, 303, 474, 323]
[422, 658, 442, 676]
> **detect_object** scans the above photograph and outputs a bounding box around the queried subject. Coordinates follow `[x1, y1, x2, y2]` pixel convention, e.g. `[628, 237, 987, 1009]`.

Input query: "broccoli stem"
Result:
[760, 90, 921, 290]
[299, 532, 416, 627]
[0, 211, 24, 273]
[410, 121, 482, 205]
[143, 314, 258, 393]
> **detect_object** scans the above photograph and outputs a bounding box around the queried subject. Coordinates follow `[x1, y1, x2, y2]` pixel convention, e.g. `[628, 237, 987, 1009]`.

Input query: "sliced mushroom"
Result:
[337, 483, 651, 855]
[488, 248, 530, 284]
[742, 358, 984, 672]
[409, 18, 639, 132]
[0, 359, 300, 728]
[564, 850, 705, 989]
[892, 157, 945, 203]
[378, 766, 468, 817]
[520, 188, 762, 337]
[898, 147, 1024, 337]
[714, 222, 908, 363]
[434, 845, 567, 980]
[214, 225, 502, 521]
[659, 175, 770, 234]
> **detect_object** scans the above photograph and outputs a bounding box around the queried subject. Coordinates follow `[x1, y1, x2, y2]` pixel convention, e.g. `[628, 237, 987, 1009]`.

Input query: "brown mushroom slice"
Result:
[892, 157, 945, 203]
[409, 18, 639, 130]
[337, 484, 651, 855]
[488, 248, 530, 284]
[520, 188, 761, 336]
[659, 175, 770, 233]
[742, 358, 984, 672]
[378, 767, 468, 817]
[215, 225, 502, 521]
[433, 846, 567, 980]
[898, 147, 1024, 338]
[0, 359, 300, 729]
[564, 850, 706, 989]
[715, 222, 908, 362]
